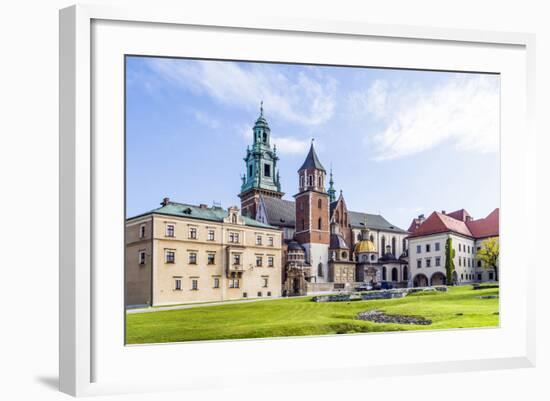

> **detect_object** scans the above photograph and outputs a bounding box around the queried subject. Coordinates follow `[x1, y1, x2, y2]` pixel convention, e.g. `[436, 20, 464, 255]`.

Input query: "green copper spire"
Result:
[240, 102, 282, 194]
[328, 164, 336, 202]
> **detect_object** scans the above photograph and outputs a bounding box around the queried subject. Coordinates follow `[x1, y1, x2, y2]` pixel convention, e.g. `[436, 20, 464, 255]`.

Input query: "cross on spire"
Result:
[260, 100, 264, 117]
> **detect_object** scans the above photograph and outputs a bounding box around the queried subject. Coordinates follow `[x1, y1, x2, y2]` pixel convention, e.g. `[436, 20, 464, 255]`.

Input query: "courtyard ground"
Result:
[125, 285, 499, 344]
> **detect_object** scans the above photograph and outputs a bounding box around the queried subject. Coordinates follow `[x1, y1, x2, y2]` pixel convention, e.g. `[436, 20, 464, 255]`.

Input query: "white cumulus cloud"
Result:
[147, 58, 337, 126]
[352, 74, 500, 160]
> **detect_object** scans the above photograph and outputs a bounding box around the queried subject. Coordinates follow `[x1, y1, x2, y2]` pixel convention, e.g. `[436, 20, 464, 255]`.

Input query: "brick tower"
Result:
[238, 102, 284, 218]
[294, 140, 330, 282]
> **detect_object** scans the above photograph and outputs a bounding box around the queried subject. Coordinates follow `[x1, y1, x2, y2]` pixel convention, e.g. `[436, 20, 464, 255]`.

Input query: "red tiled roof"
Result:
[446, 209, 472, 222]
[407, 208, 499, 239]
[466, 208, 499, 238]
[407, 218, 423, 234]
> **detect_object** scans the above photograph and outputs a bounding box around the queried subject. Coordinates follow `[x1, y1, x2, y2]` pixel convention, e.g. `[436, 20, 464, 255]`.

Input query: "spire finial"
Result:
[311, 137, 315, 144]
[260, 100, 264, 116]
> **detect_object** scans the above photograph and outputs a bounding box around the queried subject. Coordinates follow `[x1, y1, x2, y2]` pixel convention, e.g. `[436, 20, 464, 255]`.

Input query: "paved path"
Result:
[126, 296, 309, 314]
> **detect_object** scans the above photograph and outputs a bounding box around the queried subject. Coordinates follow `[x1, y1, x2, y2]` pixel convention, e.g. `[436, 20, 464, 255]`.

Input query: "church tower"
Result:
[239, 102, 284, 218]
[294, 140, 330, 282]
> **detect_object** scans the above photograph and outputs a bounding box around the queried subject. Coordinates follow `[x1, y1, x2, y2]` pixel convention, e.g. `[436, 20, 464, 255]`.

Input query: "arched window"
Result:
[370, 234, 374, 242]
[392, 237, 396, 255]
[391, 267, 398, 281]
[232, 214, 237, 224]
[318, 263, 323, 277]
[300, 175, 304, 188]
[403, 265, 408, 280]
[357, 233, 361, 241]
[318, 218, 322, 230]
[382, 266, 387, 280]
[308, 175, 313, 186]
[402, 238, 407, 252]
[318, 199, 322, 209]
[341, 251, 347, 259]
[318, 176, 322, 187]
[362, 255, 367, 262]
[263, 132, 267, 142]
[371, 254, 376, 261]
[381, 236, 386, 254]
[249, 165, 253, 177]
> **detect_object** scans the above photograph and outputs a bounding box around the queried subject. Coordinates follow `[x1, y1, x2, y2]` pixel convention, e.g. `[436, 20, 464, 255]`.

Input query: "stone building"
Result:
[407, 208, 499, 287]
[242, 106, 410, 295]
[125, 199, 282, 307]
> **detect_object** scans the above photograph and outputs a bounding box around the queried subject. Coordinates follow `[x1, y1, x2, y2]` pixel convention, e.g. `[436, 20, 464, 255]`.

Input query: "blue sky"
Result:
[126, 56, 500, 229]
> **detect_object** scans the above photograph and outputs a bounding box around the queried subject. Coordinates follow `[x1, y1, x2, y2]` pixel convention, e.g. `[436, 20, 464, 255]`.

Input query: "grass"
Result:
[125, 285, 499, 344]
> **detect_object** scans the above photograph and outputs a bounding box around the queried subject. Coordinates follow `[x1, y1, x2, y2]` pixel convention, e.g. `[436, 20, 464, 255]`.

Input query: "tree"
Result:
[445, 238, 456, 285]
[476, 237, 499, 281]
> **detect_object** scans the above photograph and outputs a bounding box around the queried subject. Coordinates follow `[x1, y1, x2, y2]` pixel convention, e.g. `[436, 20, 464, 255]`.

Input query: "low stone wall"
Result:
[312, 285, 448, 302]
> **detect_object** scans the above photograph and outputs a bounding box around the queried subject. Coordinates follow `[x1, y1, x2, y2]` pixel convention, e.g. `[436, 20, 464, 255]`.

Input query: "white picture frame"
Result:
[59, 4, 536, 397]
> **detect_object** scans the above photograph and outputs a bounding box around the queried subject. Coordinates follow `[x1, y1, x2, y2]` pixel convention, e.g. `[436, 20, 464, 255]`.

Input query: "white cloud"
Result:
[190, 109, 220, 129]
[147, 58, 336, 126]
[351, 75, 499, 160]
[271, 135, 310, 155]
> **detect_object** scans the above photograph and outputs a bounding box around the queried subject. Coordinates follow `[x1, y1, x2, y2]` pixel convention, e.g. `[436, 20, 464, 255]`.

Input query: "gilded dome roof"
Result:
[354, 240, 377, 253]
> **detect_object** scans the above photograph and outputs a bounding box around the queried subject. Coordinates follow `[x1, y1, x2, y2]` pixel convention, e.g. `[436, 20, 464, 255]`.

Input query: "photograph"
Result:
[124, 56, 500, 344]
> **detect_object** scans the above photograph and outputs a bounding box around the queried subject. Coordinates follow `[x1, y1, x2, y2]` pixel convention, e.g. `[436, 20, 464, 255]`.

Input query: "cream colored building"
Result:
[125, 199, 282, 307]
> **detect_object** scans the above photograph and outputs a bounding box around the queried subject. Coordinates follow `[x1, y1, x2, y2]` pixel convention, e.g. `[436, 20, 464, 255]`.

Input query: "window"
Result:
[257, 292, 263, 297]
[417, 259, 422, 268]
[233, 254, 241, 265]
[175, 279, 181, 290]
[426, 244, 431, 252]
[191, 279, 198, 290]
[207, 253, 215, 265]
[318, 199, 322, 208]
[318, 176, 322, 187]
[459, 257, 462, 266]
[264, 163, 271, 177]
[139, 224, 146, 238]
[249, 164, 253, 177]
[416, 245, 421, 253]
[256, 235, 262, 245]
[318, 218, 322, 230]
[213, 277, 220, 288]
[318, 263, 323, 277]
[188, 252, 197, 265]
[308, 175, 313, 186]
[229, 232, 240, 243]
[207, 230, 215, 241]
[166, 224, 175, 237]
[267, 291, 272, 296]
[489, 272, 494, 280]
[229, 279, 240, 288]
[189, 227, 197, 239]
[300, 175, 304, 188]
[467, 259, 471, 267]
[435, 242, 440, 251]
[262, 277, 269, 287]
[256, 256, 263, 267]
[300, 202, 304, 211]
[165, 250, 175, 264]
[459, 243, 462, 252]
[477, 274, 482, 281]
[138, 250, 146, 265]
[426, 258, 431, 267]
[301, 219, 305, 230]
[267, 256, 274, 267]
[435, 257, 441, 267]
[467, 245, 471, 253]
[268, 236, 274, 247]
[477, 260, 482, 267]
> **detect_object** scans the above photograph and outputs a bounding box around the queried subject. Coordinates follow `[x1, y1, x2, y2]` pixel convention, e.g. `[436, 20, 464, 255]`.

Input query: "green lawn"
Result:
[125, 285, 499, 344]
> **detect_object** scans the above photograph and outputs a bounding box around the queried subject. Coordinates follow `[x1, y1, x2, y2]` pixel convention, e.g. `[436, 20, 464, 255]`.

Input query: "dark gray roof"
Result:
[348, 211, 408, 234]
[330, 233, 349, 250]
[261, 196, 296, 228]
[298, 143, 325, 172]
[260, 196, 406, 234]
[287, 240, 305, 251]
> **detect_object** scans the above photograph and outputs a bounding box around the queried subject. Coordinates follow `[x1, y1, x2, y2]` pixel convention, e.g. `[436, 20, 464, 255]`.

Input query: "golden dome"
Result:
[354, 240, 377, 253]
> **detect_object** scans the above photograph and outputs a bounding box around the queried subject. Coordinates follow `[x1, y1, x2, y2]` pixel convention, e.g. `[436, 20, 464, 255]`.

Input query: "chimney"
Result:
[161, 197, 170, 206]
[441, 210, 446, 214]
[418, 214, 424, 220]
[199, 204, 208, 209]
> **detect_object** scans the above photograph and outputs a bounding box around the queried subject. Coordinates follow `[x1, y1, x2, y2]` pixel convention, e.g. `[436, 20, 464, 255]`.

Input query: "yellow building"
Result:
[125, 198, 282, 307]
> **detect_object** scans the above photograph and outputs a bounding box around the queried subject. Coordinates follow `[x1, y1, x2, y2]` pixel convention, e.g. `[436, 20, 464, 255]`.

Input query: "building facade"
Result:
[125, 200, 282, 307]
[407, 208, 499, 287]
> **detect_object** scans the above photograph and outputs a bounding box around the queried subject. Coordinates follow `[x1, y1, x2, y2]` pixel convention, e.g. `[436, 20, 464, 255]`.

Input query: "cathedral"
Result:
[239, 105, 410, 296]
